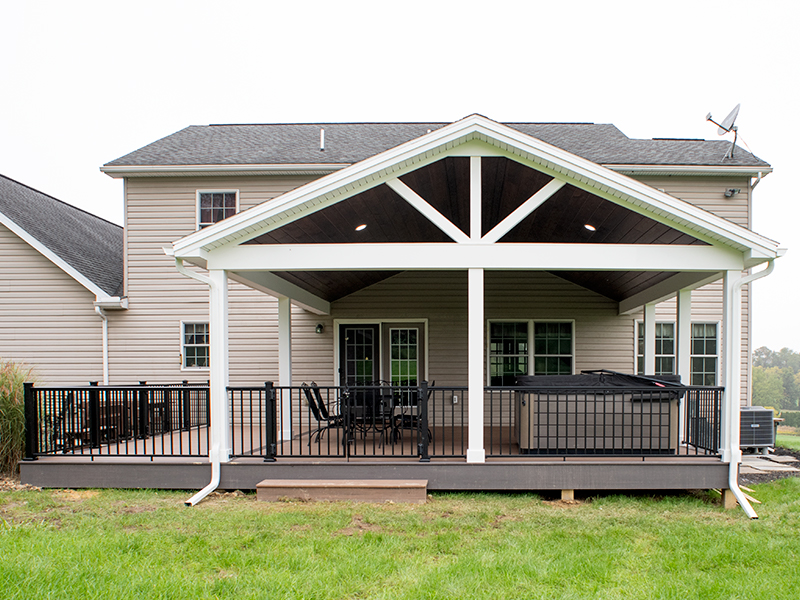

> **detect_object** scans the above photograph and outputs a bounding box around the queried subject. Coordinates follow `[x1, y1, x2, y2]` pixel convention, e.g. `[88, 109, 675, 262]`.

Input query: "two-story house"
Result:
[15, 115, 783, 513]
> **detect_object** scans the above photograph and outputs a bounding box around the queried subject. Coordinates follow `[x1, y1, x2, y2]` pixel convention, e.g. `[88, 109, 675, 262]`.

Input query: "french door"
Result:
[338, 323, 425, 387]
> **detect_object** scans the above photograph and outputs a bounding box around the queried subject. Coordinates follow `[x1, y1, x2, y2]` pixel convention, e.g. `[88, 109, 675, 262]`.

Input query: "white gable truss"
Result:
[171, 114, 781, 315]
[169, 114, 783, 469]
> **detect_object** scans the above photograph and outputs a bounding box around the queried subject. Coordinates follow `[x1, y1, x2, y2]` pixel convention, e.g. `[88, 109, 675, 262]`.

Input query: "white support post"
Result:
[721, 270, 742, 464]
[470, 156, 482, 241]
[676, 289, 692, 440]
[278, 297, 293, 441]
[467, 268, 485, 463]
[643, 303, 656, 375]
[209, 269, 231, 463]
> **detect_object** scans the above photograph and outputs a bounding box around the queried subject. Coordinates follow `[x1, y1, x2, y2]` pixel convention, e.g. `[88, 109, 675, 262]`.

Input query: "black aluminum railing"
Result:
[23, 381, 210, 459]
[24, 381, 722, 461]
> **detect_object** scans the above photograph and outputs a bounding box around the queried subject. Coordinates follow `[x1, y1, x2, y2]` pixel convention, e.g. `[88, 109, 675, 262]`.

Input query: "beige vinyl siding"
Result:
[115, 175, 319, 385]
[631, 175, 753, 403]
[0, 223, 103, 385]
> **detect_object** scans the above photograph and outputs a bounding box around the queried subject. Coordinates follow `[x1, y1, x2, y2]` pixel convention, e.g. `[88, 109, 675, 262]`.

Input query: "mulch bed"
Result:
[739, 446, 800, 486]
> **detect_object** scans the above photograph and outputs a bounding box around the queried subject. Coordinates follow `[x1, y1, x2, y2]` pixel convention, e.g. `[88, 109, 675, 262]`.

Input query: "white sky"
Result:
[1, 0, 798, 351]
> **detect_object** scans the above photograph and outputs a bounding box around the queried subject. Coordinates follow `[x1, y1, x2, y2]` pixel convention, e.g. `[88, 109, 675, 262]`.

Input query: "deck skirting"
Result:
[20, 457, 729, 493]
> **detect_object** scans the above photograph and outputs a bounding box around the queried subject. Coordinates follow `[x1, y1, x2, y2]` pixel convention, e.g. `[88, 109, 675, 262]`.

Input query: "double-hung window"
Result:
[182, 322, 210, 369]
[690, 323, 718, 386]
[636, 322, 676, 376]
[197, 190, 238, 228]
[489, 321, 573, 385]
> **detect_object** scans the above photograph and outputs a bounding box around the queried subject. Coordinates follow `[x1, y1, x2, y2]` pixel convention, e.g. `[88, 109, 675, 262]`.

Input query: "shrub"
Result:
[782, 411, 800, 429]
[0, 359, 34, 475]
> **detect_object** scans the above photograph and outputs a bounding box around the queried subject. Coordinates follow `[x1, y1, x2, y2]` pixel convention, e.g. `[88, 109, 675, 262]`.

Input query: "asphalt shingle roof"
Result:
[105, 121, 770, 168]
[0, 174, 123, 297]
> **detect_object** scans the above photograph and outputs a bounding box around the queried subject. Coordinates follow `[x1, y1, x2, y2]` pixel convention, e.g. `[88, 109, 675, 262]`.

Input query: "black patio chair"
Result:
[301, 382, 344, 445]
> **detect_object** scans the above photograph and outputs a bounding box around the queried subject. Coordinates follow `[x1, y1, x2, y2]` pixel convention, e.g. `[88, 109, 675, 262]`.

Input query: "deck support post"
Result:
[643, 303, 656, 375]
[209, 269, 231, 463]
[278, 297, 293, 441]
[677, 289, 692, 438]
[720, 270, 742, 465]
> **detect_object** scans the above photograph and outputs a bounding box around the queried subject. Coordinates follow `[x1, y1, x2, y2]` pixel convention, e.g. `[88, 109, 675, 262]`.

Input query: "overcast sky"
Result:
[1, 0, 798, 351]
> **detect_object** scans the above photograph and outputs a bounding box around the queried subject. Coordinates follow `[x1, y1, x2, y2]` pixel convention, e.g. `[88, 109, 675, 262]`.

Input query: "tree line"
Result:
[752, 346, 800, 410]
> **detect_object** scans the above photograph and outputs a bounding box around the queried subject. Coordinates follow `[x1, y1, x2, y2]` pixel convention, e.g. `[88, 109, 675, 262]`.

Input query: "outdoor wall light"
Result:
[724, 188, 741, 198]
[315, 324, 325, 334]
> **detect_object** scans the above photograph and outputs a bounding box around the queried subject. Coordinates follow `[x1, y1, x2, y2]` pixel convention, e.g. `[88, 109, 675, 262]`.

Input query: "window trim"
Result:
[181, 321, 210, 371]
[196, 189, 239, 229]
[690, 321, 719, 386]
[486, 319, 576, 385]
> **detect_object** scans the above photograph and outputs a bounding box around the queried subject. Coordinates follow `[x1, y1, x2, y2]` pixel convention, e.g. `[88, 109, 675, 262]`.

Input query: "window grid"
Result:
[691, 323, 718, 386]
[636, 322, 676, 376]
[198, 191, 237, 227]
[183, 322, 209, 368]
[390, 328, 418, 387]
[489, 321, 573, 384]
[533, 322, 573, 376]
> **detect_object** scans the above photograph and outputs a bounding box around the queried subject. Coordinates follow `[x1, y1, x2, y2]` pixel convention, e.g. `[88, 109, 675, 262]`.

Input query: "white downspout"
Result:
[95, 305, 109, 385]
[727, 259, 776, 519]
[173, 257, 222, 506]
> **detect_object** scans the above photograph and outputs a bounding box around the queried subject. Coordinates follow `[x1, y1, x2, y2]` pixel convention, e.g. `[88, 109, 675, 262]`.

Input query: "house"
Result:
[0, 174, 125, 385]
[17, 115, 783, 512]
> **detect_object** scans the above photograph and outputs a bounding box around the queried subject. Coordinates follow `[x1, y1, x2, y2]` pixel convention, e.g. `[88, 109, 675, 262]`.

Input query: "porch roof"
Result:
[168, 115, 783, 312]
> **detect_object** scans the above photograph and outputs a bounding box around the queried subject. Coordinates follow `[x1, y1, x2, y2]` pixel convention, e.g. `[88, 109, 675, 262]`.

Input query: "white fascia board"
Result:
[617, 272, 723, 315]
[171, 114, 780, 261]
[228, 271, 330, 315]
[100, 163, 349, 179]
[607, 164, 773, 177]
[207, 243, 745, 273]
[0, 209, 117, 303]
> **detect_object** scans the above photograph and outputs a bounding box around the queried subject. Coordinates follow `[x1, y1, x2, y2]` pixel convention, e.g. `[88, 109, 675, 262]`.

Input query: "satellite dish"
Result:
[705, 104, 741, 158]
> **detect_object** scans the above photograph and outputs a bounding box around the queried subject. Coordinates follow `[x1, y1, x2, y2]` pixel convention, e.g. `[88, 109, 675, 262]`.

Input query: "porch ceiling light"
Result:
[355, 223, 367, 231]
[584, 224, 596, 231]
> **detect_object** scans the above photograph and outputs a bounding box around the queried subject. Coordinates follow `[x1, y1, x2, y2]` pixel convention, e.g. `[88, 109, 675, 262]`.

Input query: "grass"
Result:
[2, 483, 800, 600]
[777, 431, 800, 451]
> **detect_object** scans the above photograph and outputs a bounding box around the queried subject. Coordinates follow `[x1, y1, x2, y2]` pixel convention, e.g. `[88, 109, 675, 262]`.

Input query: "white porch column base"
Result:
[278, 297, 293, 441]
[467, 267, 486, 463]
[643, 303, 656, 375]
[209, 269, 231, 463]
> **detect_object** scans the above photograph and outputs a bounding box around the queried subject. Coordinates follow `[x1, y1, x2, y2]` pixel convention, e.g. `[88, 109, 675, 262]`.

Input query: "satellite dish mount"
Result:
[706, 103, 740, 158]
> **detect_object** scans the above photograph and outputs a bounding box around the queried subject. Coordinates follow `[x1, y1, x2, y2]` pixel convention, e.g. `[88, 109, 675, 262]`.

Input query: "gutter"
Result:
[727, 257, 781, 519]
[171, 254, 222, 506]
[94, 306, 109, 385]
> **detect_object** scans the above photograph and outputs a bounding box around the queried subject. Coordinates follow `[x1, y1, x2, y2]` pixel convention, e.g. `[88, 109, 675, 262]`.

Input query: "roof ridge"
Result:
[0, 173, 121, 230]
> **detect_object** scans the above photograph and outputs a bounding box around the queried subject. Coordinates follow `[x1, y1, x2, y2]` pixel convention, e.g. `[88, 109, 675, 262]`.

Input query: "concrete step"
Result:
[256, 478, 428, 503]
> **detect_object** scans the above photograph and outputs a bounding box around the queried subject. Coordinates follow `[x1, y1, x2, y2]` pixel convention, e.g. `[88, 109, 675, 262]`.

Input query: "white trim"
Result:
[643, 304, 657, 376]
[608, 164, 772, 177]
[196, 189, 239, 230]
[467, 268, 485, 463]
[228, 271, 330, 315]
[470, 156, 481, 241]
[207, 242, 746, 273]
[171, 115, 780, 261]
[180, 320, 211, 372]
[0, 208, 119, 303]
[617, 272, 721, 314]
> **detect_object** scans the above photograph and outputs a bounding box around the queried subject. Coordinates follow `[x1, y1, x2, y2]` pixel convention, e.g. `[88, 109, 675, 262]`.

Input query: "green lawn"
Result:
[2, 480, 800, 600]
[777, 432, 800, 451]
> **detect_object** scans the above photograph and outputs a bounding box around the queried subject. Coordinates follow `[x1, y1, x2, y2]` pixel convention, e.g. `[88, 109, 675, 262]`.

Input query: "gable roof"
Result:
[172, 114, 779, 263]
[103, 120, 771, 175]
[0, 174, 124, 299]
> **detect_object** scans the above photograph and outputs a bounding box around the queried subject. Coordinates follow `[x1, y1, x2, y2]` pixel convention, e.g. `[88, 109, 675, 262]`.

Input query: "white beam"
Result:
[618, 272, 721, 315]
[209, 269, 231, 463]
[470, 157, 482, 240]
[481, 178, 567, 244]
[209, 243, 745, 273]
[229, 271, 330, 315]
[385, 178, 470, 244]
[278, 298, 293, 441]
[643, 303, 656, 375]
[467, 268, 485, 463]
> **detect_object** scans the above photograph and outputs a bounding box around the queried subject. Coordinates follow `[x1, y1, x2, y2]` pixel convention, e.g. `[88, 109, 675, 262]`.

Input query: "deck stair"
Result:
[256, 478, 428, 503]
